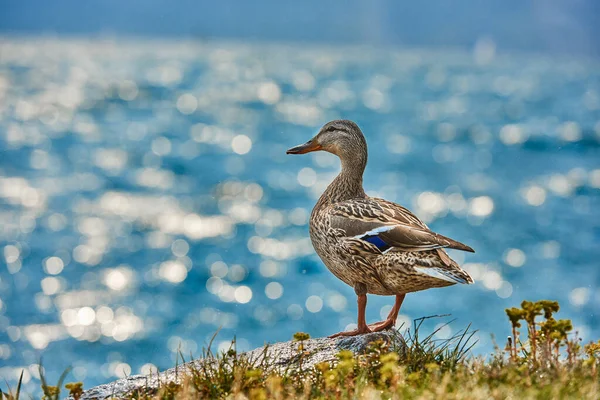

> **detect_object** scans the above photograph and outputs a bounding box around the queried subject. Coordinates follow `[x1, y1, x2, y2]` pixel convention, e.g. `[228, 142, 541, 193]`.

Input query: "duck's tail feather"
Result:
[414, 266, 474, 285]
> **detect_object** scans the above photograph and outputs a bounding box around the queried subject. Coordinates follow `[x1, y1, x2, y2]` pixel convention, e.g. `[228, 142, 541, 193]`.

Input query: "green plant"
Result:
[65, 382, 84, 400]
[7, 299, 600, 399]
[1, 370, 23, 400]
[402, 316, 477, 372]
[39, 364, 72, 400]
[505, 299, 577, 367]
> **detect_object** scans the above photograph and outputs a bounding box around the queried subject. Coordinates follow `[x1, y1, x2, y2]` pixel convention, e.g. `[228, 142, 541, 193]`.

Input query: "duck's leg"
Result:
[368, 294, 406, 332]
[329, 284, 372, 338]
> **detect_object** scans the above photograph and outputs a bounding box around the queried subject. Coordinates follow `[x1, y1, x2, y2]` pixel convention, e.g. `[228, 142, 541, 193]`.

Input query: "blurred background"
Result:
[1, 0, 599, 392]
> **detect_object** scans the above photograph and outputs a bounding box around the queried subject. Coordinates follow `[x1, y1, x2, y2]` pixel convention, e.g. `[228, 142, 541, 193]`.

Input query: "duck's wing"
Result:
[329, 197, 474, 254]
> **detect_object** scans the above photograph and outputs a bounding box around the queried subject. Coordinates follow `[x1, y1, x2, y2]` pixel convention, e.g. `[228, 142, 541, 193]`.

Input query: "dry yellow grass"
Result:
[3, 300, 600, 400]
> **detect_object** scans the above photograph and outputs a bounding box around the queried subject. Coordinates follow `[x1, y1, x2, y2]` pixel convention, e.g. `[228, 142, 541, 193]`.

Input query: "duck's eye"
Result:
[326, 126, 336, 133]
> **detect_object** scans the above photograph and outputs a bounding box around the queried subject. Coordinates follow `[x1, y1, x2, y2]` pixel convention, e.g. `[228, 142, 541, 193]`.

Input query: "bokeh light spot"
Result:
[305, 295, 323, 313]
[234, 286, 253, 304]
[231, 135, 252, 155]
[265, 282, 284, 300]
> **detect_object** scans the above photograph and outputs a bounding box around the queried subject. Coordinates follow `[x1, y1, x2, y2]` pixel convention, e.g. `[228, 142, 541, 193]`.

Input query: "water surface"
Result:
[0, 38, 599, 390]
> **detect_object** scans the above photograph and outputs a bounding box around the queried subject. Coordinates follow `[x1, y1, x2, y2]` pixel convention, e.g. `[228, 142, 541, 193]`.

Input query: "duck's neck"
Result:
[316, 152, 367, 208]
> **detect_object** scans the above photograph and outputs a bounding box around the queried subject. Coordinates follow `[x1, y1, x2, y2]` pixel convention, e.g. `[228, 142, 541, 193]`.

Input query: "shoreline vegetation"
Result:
[3, 300, 600, 400]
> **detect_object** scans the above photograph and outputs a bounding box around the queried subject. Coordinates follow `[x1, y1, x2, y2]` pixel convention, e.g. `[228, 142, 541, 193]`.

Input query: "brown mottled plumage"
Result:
[287, 120, 474, 338]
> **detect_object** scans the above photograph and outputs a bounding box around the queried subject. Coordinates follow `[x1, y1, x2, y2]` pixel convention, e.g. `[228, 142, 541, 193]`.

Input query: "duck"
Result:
[287, 120, 474, 338]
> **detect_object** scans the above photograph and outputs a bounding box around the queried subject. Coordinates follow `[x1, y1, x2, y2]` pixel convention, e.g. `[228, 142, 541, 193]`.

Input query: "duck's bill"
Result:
[286, 141, 322, 154]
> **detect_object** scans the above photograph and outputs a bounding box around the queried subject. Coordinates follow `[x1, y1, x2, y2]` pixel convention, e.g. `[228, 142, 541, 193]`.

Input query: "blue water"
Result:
[0, 38, 599, 391]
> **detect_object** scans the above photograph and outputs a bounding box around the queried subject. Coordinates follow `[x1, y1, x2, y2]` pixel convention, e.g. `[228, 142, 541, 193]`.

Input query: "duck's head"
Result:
[286, 120, 367, 160]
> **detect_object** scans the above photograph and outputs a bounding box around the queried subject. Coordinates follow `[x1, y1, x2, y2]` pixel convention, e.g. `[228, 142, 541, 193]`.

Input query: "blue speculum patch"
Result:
[362, 235, 392, 252]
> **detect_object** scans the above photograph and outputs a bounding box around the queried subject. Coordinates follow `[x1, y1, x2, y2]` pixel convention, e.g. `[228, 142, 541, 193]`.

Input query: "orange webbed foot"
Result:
[367, 318, 396, 332]
[328, 326, 372, 338]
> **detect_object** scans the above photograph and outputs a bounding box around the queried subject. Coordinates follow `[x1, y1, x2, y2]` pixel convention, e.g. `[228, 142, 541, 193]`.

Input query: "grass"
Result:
[3, 299, 600, 399]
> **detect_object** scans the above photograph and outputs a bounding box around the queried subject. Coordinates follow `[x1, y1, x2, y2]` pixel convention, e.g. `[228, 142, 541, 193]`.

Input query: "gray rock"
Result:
[80, 331, 405, 400]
